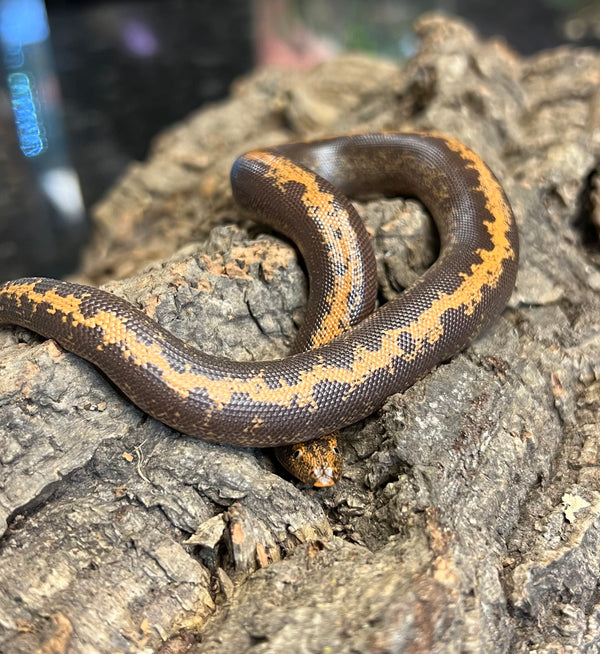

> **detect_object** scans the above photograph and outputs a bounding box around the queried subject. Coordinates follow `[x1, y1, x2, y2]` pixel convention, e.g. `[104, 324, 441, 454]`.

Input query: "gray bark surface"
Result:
[1, 14, 600, 654]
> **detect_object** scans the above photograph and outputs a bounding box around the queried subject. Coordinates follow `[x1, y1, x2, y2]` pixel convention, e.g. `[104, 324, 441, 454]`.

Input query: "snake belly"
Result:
[0, 133, 519, 453]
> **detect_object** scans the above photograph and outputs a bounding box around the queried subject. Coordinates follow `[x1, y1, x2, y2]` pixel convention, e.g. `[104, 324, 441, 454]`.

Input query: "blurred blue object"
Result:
[0, 0, 49, 47]
[8, 71, 47, 157]
[0, 0, 87, 279]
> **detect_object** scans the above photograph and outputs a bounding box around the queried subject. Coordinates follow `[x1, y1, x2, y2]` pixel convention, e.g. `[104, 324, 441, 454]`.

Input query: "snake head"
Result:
[275, 432, 342, 487]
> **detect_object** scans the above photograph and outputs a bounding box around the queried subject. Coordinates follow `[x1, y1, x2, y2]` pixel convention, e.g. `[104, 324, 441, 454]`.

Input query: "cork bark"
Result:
[2, 13, 600, 654]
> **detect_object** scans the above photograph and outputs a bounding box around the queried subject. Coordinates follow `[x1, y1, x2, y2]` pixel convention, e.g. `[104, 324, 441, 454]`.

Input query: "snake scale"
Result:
[0, 133, 519, 485]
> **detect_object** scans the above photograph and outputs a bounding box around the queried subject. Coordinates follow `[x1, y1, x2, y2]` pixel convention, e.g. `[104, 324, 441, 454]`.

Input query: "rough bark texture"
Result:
[2, 13, 600, 654]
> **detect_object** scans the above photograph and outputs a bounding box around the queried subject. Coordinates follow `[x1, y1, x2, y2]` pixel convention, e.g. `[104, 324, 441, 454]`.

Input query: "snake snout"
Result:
[274, 432, 343, 486]
[312, 467, 337, 487]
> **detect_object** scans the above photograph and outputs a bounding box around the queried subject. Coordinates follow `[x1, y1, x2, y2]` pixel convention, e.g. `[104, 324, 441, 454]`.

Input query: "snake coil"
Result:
[0, 133, 519, 485]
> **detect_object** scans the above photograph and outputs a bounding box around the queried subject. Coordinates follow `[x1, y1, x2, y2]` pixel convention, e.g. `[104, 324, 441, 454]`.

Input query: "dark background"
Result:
[2, 0, 599, 279]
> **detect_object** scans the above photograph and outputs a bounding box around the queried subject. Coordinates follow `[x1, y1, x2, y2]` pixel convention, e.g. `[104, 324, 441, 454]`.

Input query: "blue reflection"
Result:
[0, 0, 49, 46]
[8, 72, 46, 157]
[3, 41, 23, 68]
[0, 0, 85, 228]
[0, 0, 51, 158]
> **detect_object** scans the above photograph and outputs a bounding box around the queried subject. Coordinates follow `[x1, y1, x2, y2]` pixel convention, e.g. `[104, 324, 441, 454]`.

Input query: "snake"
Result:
[0, 132, 519, 486]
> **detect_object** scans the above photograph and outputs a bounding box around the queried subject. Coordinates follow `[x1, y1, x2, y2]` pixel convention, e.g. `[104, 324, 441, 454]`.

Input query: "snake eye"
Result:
[332, 446, 340, 455]
[292, 449, 302, 460]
